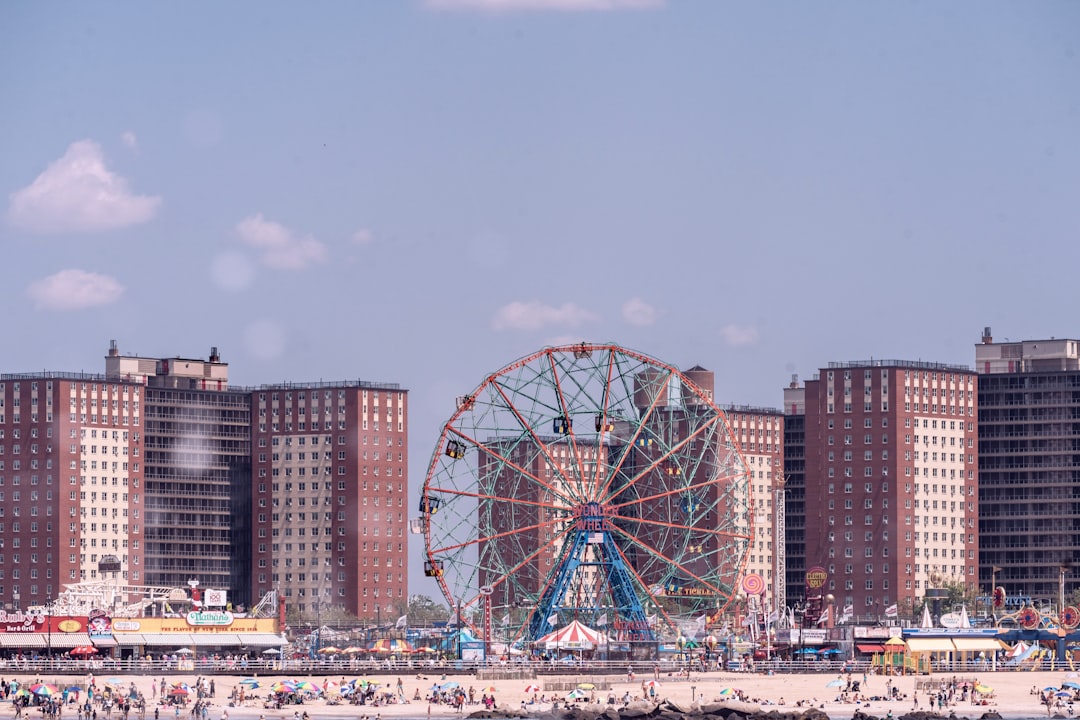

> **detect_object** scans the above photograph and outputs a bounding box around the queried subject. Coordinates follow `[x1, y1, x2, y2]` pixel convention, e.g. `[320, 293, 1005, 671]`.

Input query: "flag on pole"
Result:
[395, 615, 408, 630]
[596, 613, 608, 627]
[884, 604, 898, 617]
[546, 614, 558, 625]
[817, 607, 830, 624]
[500, 613, 511, 627]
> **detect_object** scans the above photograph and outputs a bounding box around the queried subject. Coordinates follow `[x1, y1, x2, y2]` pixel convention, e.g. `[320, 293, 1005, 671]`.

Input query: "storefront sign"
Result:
[186, 610, 234, 626]
[0, 609, 45, 631]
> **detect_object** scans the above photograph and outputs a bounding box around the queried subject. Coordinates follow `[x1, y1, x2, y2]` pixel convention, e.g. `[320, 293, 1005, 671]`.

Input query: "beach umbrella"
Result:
[975, 684, 993, 694]
[262, 648, 282, 655]
[169, 688, 190, 697]
[69, 646, 99, 656]
[718, 688, 736, 697]
[826, 680, 845, 688]
[31, 684, 60, 696]
[294, 681, 321, 694]
[566, 690, 585, 700]
[342, 646, 364, 654]
[270, 682, 296, 694]
[643, 680, 662, 689]
[64, 687, 82, 697]
[1056, 691, 1073, 698]
[13, 689, 30, 699]
[1045, 687, 1060, 692]
[1063, 682, 1080, 690]
[523, 685, 542, 693]
[369, 638, 413, 653]
[440, 682, 460, 690]
[480, 686, 498, 694]
[106, 678, 125, 687]
[577, 683, 595, 690]
[319, 646, 342, 654]
[238, 679, 261, 689]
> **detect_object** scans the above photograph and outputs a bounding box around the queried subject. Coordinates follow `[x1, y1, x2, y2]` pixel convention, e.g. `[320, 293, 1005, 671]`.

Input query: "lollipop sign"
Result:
[741, 573, 765, 595]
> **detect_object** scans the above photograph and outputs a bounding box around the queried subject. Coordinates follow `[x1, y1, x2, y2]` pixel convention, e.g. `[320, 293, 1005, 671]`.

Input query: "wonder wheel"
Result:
[419, 343, 751, 651]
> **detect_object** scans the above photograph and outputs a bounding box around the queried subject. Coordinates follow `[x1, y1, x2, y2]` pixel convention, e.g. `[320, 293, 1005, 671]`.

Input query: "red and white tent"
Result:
[536, 620, 607, 650]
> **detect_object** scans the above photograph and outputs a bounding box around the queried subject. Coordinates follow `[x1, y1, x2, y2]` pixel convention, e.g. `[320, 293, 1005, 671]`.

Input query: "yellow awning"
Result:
[905, 638, 956, 652]
[950, 638, 1006, 652]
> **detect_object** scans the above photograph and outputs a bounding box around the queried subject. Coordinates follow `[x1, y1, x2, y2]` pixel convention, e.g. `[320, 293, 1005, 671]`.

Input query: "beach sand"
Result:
[12, 669, 1077, 720]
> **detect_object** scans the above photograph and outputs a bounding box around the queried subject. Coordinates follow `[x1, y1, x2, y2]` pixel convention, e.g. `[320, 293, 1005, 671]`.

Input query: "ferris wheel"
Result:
[419, 343, 751, 649]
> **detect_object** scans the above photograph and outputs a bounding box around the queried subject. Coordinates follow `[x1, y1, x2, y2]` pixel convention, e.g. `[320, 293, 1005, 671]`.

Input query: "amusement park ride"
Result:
[418, 343, 754, 655]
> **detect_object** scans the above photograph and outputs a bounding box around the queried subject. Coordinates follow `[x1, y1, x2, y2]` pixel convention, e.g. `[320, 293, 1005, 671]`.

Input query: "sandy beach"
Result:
[9, 669, 1080, 720]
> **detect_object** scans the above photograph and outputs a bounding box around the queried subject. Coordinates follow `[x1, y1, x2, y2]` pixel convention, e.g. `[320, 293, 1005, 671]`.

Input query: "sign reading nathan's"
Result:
[186, 610, 234, 626]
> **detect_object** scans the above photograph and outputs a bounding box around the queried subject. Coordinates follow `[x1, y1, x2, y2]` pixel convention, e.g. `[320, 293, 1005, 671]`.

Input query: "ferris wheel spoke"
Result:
[608, 468, 745, 513]
[427, 509, 569, 557]
[484, 378, 583, 503]
[600, 369, 675, 491]
[444, 425, 579, 507]
[608, 524, 737, 598]
[598, 413, 724, 505]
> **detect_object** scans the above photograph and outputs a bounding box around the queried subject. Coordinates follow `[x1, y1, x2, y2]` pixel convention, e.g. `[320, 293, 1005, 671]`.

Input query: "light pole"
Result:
[46, 595, 51, 669]
[313, 602, 321, 657]
[456, 598, 463, 661]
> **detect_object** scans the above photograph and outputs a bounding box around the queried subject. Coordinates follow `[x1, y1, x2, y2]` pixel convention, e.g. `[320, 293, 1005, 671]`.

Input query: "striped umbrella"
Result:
[369, 638, 413, 653]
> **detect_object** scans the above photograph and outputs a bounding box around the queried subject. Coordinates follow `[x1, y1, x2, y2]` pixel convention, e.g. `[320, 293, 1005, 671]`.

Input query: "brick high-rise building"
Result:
[0, 371, 145, 609]
[976, 327, 1080, 604]
[803, 360, 979, 618]
[250, 381, 409, 621]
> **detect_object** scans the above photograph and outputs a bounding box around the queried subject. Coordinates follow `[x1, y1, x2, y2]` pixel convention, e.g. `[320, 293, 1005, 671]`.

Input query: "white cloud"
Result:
[492, 300, 598, 331]
[622, 297, 658, 326]
[721, 323, 759, 348]
[428, 0, 662, 10]
[121, 131, 138, 150]
[352, 228, 374, 245]
[27, 269, 124, 311]
[235, 213, 328, 270]
[7, 140, 162, 234]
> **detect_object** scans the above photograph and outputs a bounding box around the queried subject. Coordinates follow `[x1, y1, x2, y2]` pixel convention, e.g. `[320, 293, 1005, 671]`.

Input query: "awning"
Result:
[115, 634, 145, 645]
[139, 633, 194, 646]
[856, 644, 887, 653]
[51, 633, 93, 648]
[191, 634, 242, 646]
[905, 638, 956, 652]
[92, 636, 119, 648]
[238, 633, 287, 647]
[951, 638, 1006, 652]
[0, 634, 48, 648]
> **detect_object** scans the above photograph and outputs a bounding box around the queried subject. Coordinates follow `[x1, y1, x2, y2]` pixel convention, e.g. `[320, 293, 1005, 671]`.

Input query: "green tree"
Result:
[406, 594, 451, 625]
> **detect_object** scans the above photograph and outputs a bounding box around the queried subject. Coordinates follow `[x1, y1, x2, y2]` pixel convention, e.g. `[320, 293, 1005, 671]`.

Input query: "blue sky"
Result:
[2, 1, 1078, 601]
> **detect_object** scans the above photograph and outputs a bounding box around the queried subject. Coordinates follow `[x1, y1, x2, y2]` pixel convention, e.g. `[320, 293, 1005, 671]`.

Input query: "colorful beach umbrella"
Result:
[523, 685, 542, 693]
[369, 638, 413, 653]
[294, 681, 321, 694]
[238, 679, 261, 689]
[975, 684, 993, 694]
[31, 684, 60, 696]
[718, 688, 736, 697]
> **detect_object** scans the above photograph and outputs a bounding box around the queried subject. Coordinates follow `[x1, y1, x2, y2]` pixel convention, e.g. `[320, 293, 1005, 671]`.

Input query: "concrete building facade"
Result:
[976, 327, 1080, 604]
